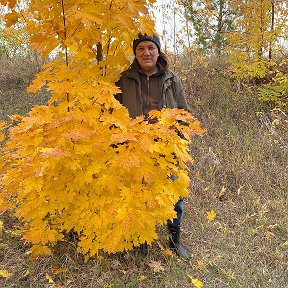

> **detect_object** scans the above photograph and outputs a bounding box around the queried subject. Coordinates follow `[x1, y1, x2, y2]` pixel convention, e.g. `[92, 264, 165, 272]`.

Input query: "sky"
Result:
[151, 0, 187, 53]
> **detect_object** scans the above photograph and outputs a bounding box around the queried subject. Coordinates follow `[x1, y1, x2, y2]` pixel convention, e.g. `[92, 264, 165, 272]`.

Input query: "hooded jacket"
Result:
[116, 55, 189, 119]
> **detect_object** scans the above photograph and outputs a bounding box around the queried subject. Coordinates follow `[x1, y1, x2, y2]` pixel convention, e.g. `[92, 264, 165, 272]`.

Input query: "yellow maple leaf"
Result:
[74, 9, 103, 25]
[29, 244, 52, 259]
[207, 210, 216, 222]
[0, 269, 12, 278]
[187, 275, 204, 288]
[0, 120, 6, 142]
[110, 131, 138, 144]
[8, 114, 23, 123]
[117, 153, 141, 170]
[0, 120, 6, 129]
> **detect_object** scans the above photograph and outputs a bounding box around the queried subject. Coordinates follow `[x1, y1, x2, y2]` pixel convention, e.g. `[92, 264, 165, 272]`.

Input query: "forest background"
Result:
[0, 0, 287, 287]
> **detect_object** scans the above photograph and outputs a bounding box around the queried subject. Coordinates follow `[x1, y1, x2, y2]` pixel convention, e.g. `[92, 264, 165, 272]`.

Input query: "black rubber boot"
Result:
[167, 223, 191, 259]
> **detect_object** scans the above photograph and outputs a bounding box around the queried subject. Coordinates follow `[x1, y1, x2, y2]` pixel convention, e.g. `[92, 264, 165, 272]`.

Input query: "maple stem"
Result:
[61, 0, 70, 111]
[96, 42, 103, 62]
[97, 42, 107, 76]
[173, 2, 176, 67]
[70, 21, 82, 38]
[106, 37, 112, 55]
[269, 0, 275, 61]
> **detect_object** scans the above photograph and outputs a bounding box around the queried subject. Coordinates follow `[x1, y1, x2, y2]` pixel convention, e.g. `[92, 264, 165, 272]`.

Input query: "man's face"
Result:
[135, 41, 159, 73]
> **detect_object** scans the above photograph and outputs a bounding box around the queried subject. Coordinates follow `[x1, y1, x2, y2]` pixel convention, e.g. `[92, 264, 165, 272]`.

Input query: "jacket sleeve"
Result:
[173, 73, 191, 112]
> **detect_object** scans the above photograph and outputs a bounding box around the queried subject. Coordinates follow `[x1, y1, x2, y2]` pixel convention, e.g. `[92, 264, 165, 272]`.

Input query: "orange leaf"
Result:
[5, 10, 18, 27]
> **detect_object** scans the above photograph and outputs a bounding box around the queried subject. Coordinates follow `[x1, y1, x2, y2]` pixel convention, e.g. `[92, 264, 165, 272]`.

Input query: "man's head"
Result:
[133, 33, 161, 55]
[133, 33, 161, 74]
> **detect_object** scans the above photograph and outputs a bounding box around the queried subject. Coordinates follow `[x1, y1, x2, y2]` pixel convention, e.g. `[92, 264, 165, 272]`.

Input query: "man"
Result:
[116, 33, 190, 259]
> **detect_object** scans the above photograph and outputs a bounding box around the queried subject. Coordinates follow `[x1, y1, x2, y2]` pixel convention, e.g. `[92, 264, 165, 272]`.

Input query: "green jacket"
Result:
[116, 56, 189, 118]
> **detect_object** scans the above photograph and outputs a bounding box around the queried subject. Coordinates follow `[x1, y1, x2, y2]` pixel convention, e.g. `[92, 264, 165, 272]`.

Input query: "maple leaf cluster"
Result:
[0, 0, 205, 258]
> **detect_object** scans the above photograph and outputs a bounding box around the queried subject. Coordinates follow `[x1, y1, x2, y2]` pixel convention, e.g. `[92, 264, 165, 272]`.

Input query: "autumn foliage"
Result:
[0, 0, 204, 258]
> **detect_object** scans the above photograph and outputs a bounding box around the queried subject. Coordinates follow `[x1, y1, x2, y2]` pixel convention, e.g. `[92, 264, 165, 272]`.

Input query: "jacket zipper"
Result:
[147, 75, 151, 113]
[147, 75, 150, 100]
[163, 80, 168, 108]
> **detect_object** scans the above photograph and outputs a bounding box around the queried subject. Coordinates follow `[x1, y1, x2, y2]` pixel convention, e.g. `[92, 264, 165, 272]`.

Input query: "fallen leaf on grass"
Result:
[207, 210, 216, 222]
[187, 275, 204, 287]
[52, 267, 66, 275]
[195, 171, 201, 178]
[163, 248, 173, 257]
[45, 273, 55, 284]
[138, 275, 147, 281]
[148, 260, 165, 273]
[0, 220, 3, 235]
[0, 269, 12, 278]
[196, 260, 205, 270]
[218, 186, 226, 200]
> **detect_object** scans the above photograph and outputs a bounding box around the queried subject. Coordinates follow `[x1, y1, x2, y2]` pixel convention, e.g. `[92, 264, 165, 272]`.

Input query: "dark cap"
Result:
[133, 33, 161, 55]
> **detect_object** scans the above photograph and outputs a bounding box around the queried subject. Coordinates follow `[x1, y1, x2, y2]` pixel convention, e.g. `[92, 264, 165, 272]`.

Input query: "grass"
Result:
[0, 57, 287, 287]
[0, 58, 48, 121]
